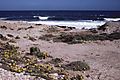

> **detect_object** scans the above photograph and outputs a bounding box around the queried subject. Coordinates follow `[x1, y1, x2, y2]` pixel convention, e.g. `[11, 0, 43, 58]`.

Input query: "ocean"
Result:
[0, 10, 120, 29]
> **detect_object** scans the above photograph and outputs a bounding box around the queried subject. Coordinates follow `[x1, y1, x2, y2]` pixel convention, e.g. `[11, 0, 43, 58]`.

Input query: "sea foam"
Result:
[104, 18, 120, 21]
[29, 20, 106, 29]
[33, 16, 49, 20]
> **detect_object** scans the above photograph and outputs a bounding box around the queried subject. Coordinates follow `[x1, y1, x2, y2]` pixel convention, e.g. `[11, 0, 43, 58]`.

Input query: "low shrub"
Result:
[0, 34, 8, 41]
[15, 36, 20, 39]
[9, 39, 16, 43]
[29, 36, 36, 41]
[39, 34, 55, 41]
[98, 24, 106, 31]
[107, 32, 120, 40]
[47, 27, 59, 33]
[62, 61, 90, 71]
[30, 47, 51, 59]
[47, 58, 64, 64]
[53, 34, 104, 44]
[0, 26, 7, 29]
[7, 34, 14, 37]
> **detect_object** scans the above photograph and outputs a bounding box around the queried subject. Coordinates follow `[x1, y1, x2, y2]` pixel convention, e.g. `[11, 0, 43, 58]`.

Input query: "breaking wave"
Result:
[28, 20, 106, 29]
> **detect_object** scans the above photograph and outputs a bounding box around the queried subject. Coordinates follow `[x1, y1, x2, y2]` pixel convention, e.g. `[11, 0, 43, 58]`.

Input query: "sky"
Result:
[0, 0, 120, 10]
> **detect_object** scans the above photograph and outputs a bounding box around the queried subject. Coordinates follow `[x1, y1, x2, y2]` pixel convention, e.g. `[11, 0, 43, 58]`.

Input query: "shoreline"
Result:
[0, 20, 120, 80]
[0, 19, 106, 29]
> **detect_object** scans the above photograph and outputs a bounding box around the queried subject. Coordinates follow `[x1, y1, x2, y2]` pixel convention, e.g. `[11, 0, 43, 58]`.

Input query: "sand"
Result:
[0, 20, 120, 80]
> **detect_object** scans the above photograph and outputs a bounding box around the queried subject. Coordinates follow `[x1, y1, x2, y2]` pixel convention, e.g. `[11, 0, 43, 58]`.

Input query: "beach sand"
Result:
[0, 20, 120, 80]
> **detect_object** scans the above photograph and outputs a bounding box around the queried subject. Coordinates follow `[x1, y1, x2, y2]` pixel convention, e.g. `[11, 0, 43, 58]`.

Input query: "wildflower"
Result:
[10, 66, 13, 68]
[18, 67, 20, 70]
[40, 64, 44, 67]
[27, 63, 29, 65]
[22, 50, 25, 52]
[51, 66, 54, 70]
[32, 66, 35, 68]
[59, 64, 61, 67]
[18, 70, 21, 72]
[34, 64, 37, 66]
[81, 74, 84, 79]
[43, 52, 46, 55]
[13, 63, 15, 66]
[9, 63, 11, 66]
[45, 73, 48, 75]
[23, 68, 26, 71]
[46, 53, 49, 56]
[49, 75, 54, 79]
[29, 70, 32, 72]
[14, 68, 17, 72]
[27, 59, 30, 61]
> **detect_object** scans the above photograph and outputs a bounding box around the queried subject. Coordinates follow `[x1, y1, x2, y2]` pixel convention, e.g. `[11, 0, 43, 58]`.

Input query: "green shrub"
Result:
[47, 58, 64, 64]
[98, 24, 106, 31]
[30, 47, 51, 59]
[62, 61, 90, 71]
[15, 36, 20, 39]
[0, 26, 7, 29]
[23, 36, 28, 38]
[108, 32, 120, 40]
[30, 47, 40, 55]
[9, 39, 16, 43]
[29, 36, 36, 41]
[39, 34, 55, 41]
[7, 34, 14, 37]
[90, 29, 98, 33]
[53, 34, 102, 44]
[47, 27, 59, 33]
[0, 34, 8, 41]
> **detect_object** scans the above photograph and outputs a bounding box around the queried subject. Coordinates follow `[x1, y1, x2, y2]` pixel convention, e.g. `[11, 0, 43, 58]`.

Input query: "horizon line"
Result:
[0, 9, 120, 11]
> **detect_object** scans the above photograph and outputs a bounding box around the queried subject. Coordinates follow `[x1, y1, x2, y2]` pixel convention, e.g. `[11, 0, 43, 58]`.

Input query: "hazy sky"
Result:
[0, 0, 120, 10]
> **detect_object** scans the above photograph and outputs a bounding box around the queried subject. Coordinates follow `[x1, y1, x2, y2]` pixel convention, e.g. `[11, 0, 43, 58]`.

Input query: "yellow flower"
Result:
[40, 64, 44, 67]
[18, 67, 20, 69]
[27, 59, 30, 61]
[25, 60, 27, 62]
[23, 68, 26, 71]
[81, 74, 84, 79]
[10, 66, 13, 68]
[29, 70, 32, 72]
[27, 66, 29, 68]
[22, 50, 25, 52]
[27, 63, 29, 65]
[43, 52, 46, 55]
[34, 64, 37, 66]
[32, 66, 35, 68]
[51, 66, 54, 70]
[18, 70, 21, 72]
[45, 73, 48, 75]
[46, 53, 49, 56]
[14, 68, 17, 71]
[49, 75, 54, 79]
[9, 63, 11, 66]
[59, 65, 61, 67]
[13, 63, 15, 66]
[29, 62, 31, 64]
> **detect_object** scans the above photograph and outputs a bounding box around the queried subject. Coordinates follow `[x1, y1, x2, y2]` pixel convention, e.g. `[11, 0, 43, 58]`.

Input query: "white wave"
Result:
[0, 18, 7, 20]
[104, 18, 120, 21]
[28, 20, 106, 29]
[33, 16, 49, 20]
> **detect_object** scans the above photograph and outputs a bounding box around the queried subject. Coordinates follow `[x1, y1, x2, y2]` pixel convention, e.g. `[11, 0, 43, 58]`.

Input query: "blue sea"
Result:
[0, 10, 120, 29]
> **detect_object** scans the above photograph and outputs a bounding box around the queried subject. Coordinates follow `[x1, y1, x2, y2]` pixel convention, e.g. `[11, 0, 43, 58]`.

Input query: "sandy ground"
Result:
[0, 20, 120, 80]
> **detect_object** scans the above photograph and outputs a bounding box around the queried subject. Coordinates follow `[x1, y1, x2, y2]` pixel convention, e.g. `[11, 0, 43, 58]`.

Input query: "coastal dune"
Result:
[0, 20, 120, 80]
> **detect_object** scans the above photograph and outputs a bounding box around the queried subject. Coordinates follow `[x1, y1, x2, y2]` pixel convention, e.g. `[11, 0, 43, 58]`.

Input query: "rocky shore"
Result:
[0, 20, 120, 80]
